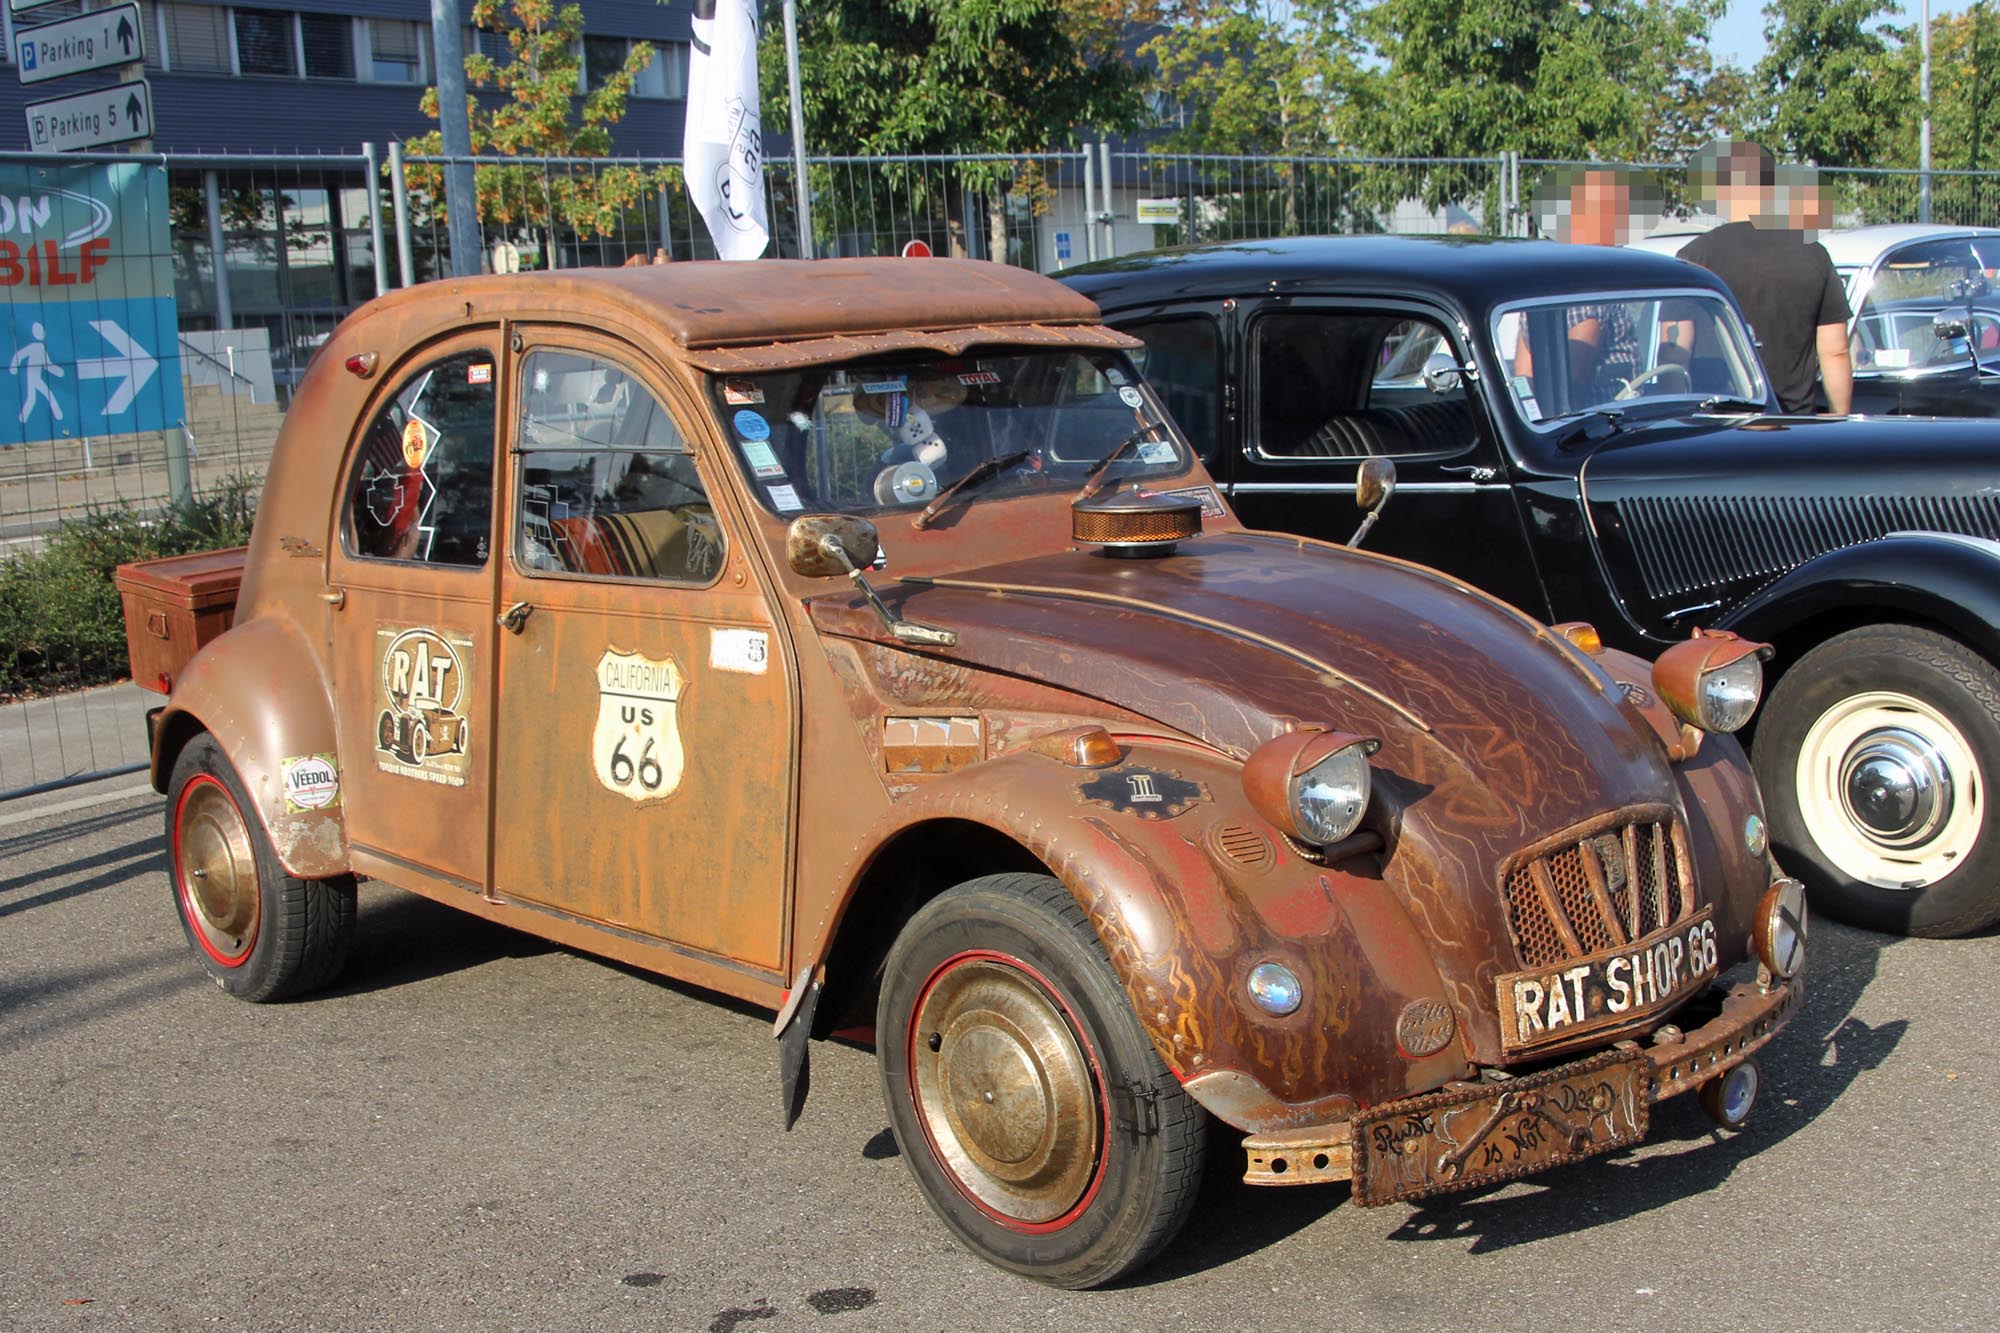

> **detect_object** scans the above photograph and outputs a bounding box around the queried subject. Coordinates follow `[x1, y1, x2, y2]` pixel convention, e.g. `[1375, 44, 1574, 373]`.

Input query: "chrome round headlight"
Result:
[1754, 877, 1808, 979]
[1247, 961, 1303, 1016]
[1699, 654, 1764, 733]
[1295, 745, 1372, 844]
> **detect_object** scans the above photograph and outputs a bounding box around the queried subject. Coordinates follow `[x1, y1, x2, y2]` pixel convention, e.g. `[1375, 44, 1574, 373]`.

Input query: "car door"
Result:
[1226, 299, 1550, 618]
[324, 333, 503, 896]
[488, 332, 794, 980]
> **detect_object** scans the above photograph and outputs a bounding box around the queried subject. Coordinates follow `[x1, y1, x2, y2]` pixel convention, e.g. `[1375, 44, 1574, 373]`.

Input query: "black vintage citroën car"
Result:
[1064, 235, 2000, 938]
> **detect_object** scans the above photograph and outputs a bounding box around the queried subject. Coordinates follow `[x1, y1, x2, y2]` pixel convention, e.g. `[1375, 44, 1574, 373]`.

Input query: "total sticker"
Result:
[1118, 386, 1145, 408]
[740, 438, 787, 478]
[710, 627, 771, 675]
[734, 409, 771, 441]
[281, 753, 341, 811]
[722, 378, 765, 404]
[958, 371, 1001, 386]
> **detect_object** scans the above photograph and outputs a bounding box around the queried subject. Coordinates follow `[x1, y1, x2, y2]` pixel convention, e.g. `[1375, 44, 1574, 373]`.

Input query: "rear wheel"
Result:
[167, 735, 356, 1001]
[1754, 625, 2000, 937]
[877, 874, 1206, 1288]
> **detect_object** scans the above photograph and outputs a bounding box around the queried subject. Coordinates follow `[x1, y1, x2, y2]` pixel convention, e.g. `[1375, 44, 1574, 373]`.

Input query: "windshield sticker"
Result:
[1118, 386, 1145, 408]
[373, 627, 473, 787]
[280, 753, 341, 812]
[1077, 765, 1208, 820]
[401, 418, 432, 468]
[1510, 374, 1542, 421]
[768, 483, 804, 513]
[1137, 439, 1177, 465]
[1105, 366, 1127, 386]
[594, 650, 686, 803]
[861, 379, 909, 396]
[740, 438, 787, 478]
[722, 378, 765, 404]
[733, 409, 771, 441]
[957, 370, 1001, 387]
[466, 363, 492, 385]
[709, 627, 770, 675]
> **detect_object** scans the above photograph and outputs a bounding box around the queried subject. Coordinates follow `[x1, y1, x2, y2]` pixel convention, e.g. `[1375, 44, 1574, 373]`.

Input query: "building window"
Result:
[582, 36, 630, 93]
[234, 9, 296, 77]
[636, 42, 688, 100]
[468, 26, 513, 66]
[161, 2, 231, 74]
[300, 15, 353, 80]
[368, 19, 424, 84]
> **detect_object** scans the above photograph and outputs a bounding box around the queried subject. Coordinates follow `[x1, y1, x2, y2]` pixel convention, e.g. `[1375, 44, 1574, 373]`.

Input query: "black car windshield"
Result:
[709, 349, 1192, 517]
[1493, 292, 1767, 427]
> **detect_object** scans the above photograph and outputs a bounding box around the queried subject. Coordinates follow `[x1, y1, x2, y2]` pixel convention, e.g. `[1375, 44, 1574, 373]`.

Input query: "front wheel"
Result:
[1754, 625, 2000, 937]
[877, 874, 1206, 1288]
[167, 735, 356, 1000]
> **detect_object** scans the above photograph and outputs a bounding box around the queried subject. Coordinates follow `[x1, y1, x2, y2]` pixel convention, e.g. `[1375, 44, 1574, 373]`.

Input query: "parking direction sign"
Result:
[24, 79, 152, 152]
[16, 4, 146, 85]
[0, 160, 183, 447]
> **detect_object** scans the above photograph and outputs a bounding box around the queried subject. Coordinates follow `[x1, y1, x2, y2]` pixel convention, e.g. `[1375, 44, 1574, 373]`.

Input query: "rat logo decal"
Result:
[374, 627, 473, 785]
[593, 649, 686, 802]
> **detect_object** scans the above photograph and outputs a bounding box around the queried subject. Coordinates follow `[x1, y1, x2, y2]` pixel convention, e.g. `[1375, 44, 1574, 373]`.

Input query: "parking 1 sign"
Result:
[0, 160, 182, 448]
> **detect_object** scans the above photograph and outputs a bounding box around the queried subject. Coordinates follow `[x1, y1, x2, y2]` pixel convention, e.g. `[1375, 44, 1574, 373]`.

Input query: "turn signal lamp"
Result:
[1552, 621, 1605, 655]
[1029, 725, 1124, 768]
[345, 352, 378, 379]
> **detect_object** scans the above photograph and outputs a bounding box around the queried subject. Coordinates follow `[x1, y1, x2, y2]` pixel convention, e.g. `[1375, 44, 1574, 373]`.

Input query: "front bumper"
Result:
[1240, 973, 1802, 1201]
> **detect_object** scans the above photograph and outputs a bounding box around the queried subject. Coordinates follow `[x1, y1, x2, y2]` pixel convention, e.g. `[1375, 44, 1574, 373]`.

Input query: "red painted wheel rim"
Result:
[171, 773, 259, 968]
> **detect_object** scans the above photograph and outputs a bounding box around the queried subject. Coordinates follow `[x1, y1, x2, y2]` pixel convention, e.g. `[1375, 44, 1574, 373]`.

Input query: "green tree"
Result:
[763, 0, 1148, 260]
[407, 0, 668, 267]
[1753, 0, 1912, 167]
[1141, 1, 1359, 157]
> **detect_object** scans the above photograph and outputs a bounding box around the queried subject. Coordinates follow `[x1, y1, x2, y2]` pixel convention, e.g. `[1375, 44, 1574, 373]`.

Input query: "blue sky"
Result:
[1711, 0, 1971, 69]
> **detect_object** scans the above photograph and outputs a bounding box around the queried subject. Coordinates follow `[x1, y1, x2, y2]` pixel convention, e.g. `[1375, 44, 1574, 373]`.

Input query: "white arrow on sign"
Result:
[75, 318, 157, 415]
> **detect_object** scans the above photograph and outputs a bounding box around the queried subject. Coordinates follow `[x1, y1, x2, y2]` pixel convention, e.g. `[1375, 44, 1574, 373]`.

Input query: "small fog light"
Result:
[1699, 1058, 1760, 1129]
[1754, 877, 1808, 979]
[1247, 961, 1303, 1016]
[1744, 812, 1768, 858]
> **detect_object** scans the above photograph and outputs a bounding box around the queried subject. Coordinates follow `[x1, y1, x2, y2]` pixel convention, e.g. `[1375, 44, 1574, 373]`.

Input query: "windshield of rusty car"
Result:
[1849, 236, 2000, 376]
[708, 350, 1193, 517]
[1492, 292, 1768, 426]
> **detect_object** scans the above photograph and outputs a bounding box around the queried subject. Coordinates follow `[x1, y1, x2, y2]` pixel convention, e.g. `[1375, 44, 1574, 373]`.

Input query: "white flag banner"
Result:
[684, 0, 770, 261]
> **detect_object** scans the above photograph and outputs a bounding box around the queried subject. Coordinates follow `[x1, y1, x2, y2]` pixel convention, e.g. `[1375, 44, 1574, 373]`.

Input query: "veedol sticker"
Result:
[734, 409, 771, 441]
[467, 363, 493, 385]
[281, 754, 340, 811]
[740, 438, 787, 478]
[373, 627, 474, 786]
[723, 378, 765, 404]
[710, 627, 771, 675]
[594, 649, 685, 803]
[1118, 386, 1145, 408]
[768, 483, 804, 513]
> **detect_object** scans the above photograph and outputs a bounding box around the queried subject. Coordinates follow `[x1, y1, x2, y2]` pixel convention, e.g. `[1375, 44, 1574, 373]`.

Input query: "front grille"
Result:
[1501, 809, 1692, 969]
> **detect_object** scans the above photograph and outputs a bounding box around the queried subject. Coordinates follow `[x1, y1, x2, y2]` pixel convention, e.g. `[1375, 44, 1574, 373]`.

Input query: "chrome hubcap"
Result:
[910, 957, 1101, 1225]
[177, 779, 259, 963]
[1798, 691, 1985, 889]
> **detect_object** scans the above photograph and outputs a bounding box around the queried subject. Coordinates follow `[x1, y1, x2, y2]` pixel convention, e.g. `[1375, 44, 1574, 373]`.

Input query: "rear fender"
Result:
[151, 616, 349, 879]
[1721, 533, 2000, 669]
[819, 743, 1465, 1132]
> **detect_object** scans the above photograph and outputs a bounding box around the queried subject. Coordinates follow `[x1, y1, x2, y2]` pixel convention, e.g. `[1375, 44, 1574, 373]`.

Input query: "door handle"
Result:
[1440, 464, 1499, 482]
[499, 601, 533, 633]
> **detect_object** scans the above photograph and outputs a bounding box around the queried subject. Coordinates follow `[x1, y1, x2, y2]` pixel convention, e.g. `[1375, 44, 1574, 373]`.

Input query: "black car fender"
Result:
[1718, 531, 2000, 671]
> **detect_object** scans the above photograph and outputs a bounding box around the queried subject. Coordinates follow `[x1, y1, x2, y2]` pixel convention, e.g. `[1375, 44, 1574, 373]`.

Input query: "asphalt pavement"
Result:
[2, 778, 1995, 1331]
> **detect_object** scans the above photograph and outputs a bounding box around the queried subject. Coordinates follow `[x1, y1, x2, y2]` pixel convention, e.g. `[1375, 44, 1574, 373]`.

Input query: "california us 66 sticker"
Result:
[593, 650, 685, 802]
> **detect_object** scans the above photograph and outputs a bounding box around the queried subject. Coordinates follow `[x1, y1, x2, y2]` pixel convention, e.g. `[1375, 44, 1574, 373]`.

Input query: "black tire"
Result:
[1753, 625, 2000, 937]
[876, 873, 1207, 1288]
[166, 734, 357, 1001]
[376, 710, 396, 753]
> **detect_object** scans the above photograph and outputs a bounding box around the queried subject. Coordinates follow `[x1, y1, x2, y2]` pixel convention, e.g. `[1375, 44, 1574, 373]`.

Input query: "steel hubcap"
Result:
[1841, 727, 1951, 846]
[911, 957, 1101, 1225]
[177, 780, 258, 962]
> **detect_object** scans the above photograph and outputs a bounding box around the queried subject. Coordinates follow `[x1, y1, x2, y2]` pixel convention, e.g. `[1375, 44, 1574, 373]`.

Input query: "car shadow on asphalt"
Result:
[1137, 916, 1901, 1279]
[325, 887, 561, 998]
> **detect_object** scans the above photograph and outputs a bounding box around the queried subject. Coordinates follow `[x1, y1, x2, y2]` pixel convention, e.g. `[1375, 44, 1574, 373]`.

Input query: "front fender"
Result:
[1721, 532, 2000, 668]
[152, 616, 349, 879]
[827, 743, 1469, 1133]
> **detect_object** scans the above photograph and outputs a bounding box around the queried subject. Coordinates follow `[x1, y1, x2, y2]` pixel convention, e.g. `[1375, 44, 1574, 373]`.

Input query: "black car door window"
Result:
[1254, 310, 1473, 460]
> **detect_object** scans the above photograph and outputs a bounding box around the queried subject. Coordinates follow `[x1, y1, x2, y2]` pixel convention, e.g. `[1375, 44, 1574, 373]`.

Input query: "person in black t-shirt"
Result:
[1677, 140, 1852, 415]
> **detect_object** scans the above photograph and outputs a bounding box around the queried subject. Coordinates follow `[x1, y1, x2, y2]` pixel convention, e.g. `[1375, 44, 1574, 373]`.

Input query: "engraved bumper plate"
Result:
[1350, 1048, 1652, 1207]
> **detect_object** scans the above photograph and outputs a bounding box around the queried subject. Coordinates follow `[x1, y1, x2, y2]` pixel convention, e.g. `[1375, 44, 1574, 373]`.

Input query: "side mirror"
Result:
[786, 514, 880, 579]
[1421, 352, 1463, 395]
[1933, 314, 1971, 343]
[1348, 458, 1398, 549]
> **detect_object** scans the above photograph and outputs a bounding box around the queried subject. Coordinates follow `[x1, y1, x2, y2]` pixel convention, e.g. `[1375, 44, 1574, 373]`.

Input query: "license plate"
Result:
[1496, 909, 1718, 1053]
[1350, 1048, 1651, 1207]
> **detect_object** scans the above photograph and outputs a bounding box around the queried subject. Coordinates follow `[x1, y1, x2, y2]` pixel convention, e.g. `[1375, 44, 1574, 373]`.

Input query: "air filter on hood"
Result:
[1072, 490, 1203, 557]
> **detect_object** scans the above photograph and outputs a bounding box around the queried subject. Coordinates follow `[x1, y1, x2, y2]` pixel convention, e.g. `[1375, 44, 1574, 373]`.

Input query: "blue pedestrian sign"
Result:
[0, 160, 181, 447]
[1055, 230, 1072, 262]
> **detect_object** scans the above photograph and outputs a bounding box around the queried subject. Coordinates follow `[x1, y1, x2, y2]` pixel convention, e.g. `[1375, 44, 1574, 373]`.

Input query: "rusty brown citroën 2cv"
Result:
[141, 257, 1805, 1287]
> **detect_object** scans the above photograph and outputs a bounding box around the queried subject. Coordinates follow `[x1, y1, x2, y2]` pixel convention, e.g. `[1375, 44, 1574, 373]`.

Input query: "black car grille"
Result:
[1501, 810, 1692, 969]
[1618, 493, 2000, 602]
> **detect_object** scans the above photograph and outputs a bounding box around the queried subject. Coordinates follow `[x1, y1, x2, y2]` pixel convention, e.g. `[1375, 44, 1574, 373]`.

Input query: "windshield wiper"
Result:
[1077, 422, 1166, 502]
[911, 449, 1033, 530]
[1549, 408, 1625, 449]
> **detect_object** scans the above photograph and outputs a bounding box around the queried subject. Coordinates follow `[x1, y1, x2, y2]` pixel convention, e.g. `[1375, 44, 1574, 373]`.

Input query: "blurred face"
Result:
[1570, 173, 1631, 246]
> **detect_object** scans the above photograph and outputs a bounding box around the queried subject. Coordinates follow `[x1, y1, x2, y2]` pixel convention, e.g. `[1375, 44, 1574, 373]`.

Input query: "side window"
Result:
[344, 350, 497, 566]
[515, 349, 724, 584]
[1122, 315, 1224, 462]
[1853, 239, 1982, 372]
[1254, 310, 1473, 460]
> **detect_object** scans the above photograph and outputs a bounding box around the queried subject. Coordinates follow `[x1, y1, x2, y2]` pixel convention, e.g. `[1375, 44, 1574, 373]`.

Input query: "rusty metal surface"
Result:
[1242, 1126, 1354, 1187]
[1646, 973, 1803, 1101]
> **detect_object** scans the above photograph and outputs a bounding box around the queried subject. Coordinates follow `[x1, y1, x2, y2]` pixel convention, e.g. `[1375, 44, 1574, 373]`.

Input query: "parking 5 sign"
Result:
[0, 160, 182, 447]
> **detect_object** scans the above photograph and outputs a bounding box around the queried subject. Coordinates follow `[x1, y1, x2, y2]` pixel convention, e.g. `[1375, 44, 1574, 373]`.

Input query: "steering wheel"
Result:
[1614, 363, 1693, 401]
